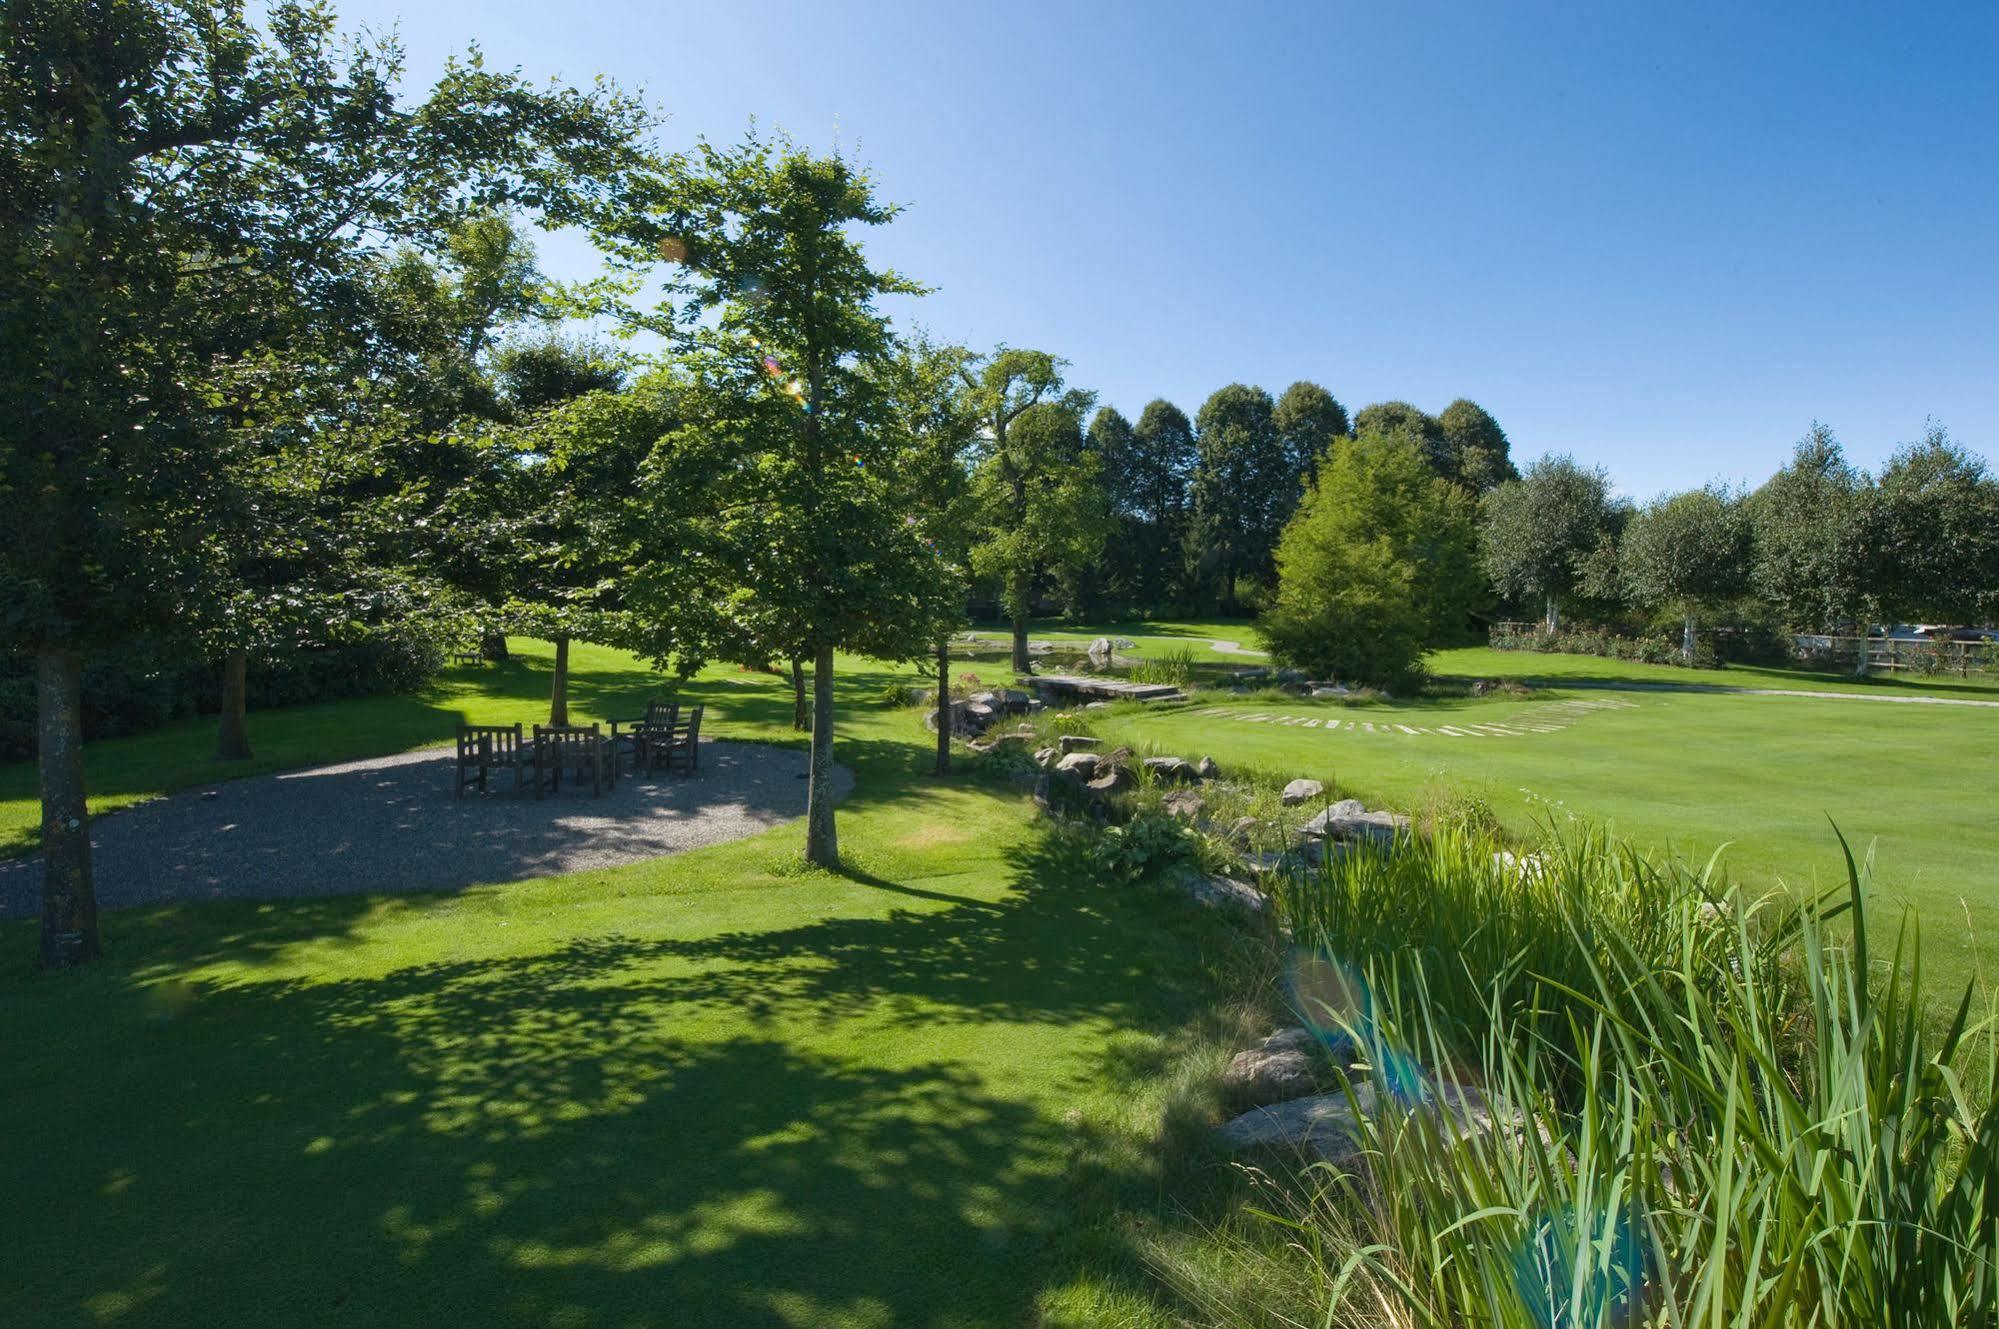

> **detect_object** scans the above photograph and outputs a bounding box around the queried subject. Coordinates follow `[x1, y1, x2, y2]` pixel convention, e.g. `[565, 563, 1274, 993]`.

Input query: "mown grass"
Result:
[0, 639, 1264, 1328]
[1084, 679, 1999, 999]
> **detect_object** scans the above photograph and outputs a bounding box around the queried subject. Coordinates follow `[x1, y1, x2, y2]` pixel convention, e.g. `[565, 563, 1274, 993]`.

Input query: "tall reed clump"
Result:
[1198, 825, 1999, 1327]
[1129, 646, 1197, 690]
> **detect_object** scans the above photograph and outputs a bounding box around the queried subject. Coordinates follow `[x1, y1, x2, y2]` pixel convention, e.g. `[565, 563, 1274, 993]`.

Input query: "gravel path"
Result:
[1209, 638, 1270, 657]
[0, 740, 851, 917]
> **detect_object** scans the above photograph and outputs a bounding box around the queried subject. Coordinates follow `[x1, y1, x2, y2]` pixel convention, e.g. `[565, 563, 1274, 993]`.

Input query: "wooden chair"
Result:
[625, 699, 679, 774]
[532, 723, 607, 797]
[455, 723, 527, 797]
[662, 704, 704, 775]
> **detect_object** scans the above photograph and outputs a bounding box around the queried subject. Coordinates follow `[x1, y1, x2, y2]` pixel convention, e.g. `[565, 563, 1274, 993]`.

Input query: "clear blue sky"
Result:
[340, 0, 1996, 498]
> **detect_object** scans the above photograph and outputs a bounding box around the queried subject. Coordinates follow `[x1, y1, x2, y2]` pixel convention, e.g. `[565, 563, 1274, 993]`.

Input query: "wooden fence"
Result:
[1489, 623, 1997, 678]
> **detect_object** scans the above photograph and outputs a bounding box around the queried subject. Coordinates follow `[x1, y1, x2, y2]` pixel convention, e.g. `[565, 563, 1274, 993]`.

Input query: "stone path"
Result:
[0, 740, 850, 917]
[1189, 696, 1639, 738]
[1209, 638, 1270, 657]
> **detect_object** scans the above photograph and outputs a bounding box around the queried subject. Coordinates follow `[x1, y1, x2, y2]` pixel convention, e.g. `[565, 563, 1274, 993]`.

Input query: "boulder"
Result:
[1105, 745, 1134, 764]
[1112, 637, 1138, 649]
[1215, 1089, 1369, 1164]
[1033, 747, 1058, 769]
[1162, 789, 1206, 820]
[1086, 766, 1136, 794]
[1084, 701, 1111, 710]
[1227, 815, 1263, 844]
[1222, 1027, 1329, 1107]
[1311, 685, 1351, 699]
[1280, 778, 1325, 806]
[1195, 755, 1220, 780]
[1177, 870, 1270, 916]
[1058, 734, 1102, 754]
[1275, 668, 1307, 684]
[1301, 801, 1409, 843]
[1086, 636, 1114, 664]
[1054, 752, 1103, 779]
[969, 690, 1000, 707]
[1143, 756, 1199, 784]
[1215, 1079, 1512, 1164]
[1001, 688, 1032, 711]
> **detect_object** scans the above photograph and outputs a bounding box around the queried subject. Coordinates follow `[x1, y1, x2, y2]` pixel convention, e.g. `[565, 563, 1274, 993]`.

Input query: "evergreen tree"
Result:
[1188, 384, 1288, 612]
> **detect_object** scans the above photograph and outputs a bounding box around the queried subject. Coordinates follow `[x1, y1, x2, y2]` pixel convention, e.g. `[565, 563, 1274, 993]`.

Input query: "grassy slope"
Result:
[1431, 644, 1999, 698]
[1096, 683, 1999, 996]
[0, 641, 1242, 1328]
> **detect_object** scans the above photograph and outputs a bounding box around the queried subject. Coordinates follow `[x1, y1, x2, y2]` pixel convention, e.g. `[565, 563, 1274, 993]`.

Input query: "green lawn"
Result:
[0, 641, 1245, 1328]
[1087, 681, 1999, 996]
[1431, 643, 1999, 699]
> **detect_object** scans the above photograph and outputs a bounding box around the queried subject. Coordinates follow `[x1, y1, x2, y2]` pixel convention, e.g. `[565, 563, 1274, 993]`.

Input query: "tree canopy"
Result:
[1479, 456, 1618, 631]
[1188, 383, 1288, 612]
[1621, 486, 1752, 661]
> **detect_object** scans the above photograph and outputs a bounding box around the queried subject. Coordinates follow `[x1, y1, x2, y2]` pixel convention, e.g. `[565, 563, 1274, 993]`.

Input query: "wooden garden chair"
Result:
[662, 704, 704, 775]
[623, 699, 679, 774]
[455, 723, 528, 797]
[532, 723, 608, 797]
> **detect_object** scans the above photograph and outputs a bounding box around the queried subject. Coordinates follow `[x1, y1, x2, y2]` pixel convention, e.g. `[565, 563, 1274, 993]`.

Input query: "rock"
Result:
[1086, 766, 1136, 794]
[966, 739, 993, 754]
[1195, 755, 1220, 780]
[969, 690, 1000, 707]
[1058, 735, 1102, 754]
[1162, 789, 1206, 820]
[1086, 636, 1114, 664]
[1112, 637, 1137, 649]
[1216, 1090, 1368, 1164]
[1084, 701, 1111, 710]
[1494, 849, 1548, 881]
[1143, 756, 1199, 784]
[1177, 869, 1270, 915]
[1281, 778, 1325, 806]
[1275, 668, 1307, 684]
[1301, 801, 1409, 843]
[1311, 685, 1351, 699]
[1105, 744, 1134, 764]
[1215, 1078, 1506, 1164]
[1025, 699, 1046, 713]
[1222, 1027, 1328, 1107]
[1002, 688, 1031, 710]
[1054, 752, 1103, 778]
[1227, 815, 1263, 844]
[1033, 747, 1058, 769]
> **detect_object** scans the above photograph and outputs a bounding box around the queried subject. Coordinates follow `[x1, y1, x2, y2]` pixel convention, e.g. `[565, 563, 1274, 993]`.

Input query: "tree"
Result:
[1746, 422, 1868, 632]
[1436, 398, 1517, 493]
[1353, 401, 1447, 471]
[615, 132, 950, 867]
[1258, 429, 1477, 689]
[1093, 399, 1196, 611]
[1188, 384, 1289, 612]
[875, 334, 980, 776]
[1272, 380, 1350, 490]
[1621, 486, 1752, 663]
[957, 350, 1101, 670]
[1865, 423, 1999, 628]
[1480, 456, 1619, 631]
[0, 0, 650, 967]
[967, 398, 1113, 672]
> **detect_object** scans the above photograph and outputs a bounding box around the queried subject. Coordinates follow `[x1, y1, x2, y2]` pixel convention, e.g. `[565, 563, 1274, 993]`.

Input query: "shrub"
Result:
[1261, 430, 1478, 688]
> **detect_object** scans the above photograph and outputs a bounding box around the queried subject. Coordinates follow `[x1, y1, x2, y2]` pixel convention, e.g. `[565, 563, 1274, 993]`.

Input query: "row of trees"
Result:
[1079, 387, 1515, 616]
[1479, 423, 1999, 663]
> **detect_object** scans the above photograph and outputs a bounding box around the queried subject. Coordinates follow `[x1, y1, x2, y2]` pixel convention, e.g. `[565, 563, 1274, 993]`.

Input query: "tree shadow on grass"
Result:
[1, 807, 1233, 1328]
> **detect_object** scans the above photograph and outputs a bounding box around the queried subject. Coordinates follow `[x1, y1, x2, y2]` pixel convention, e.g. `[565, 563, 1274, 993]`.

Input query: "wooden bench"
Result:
[450, 648, 485, 666]
[455, 723, 528, 797]
[532, 723, 609, 797]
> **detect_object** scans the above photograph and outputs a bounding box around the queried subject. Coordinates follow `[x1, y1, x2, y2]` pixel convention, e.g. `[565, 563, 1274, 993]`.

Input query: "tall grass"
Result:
[1129, 646, 1198, 690]
[1182, 825, 1999, 1327]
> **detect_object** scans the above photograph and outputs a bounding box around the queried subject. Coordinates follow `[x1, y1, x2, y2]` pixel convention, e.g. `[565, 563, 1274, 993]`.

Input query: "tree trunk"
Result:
[1010, 571, 1032, 674]
[804, 643, 839, 867]
[215, 647, 252, 760]
[1545, 593, 1560, 634]
[1682, 613, 1697, 665]
[481, 630, 509, 662]
[37, 646, 99, 969]
[934, 638, 951, 777]
[549, 634, 570, 726]
[790, 658, 809, 731]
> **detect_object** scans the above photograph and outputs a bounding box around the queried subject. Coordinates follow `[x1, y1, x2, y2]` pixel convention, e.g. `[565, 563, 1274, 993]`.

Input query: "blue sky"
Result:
[340, 0, 1997, 497]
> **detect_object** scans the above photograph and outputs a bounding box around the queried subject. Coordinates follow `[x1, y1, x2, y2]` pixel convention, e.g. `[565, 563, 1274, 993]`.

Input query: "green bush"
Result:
[0, 632, 444, 759]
